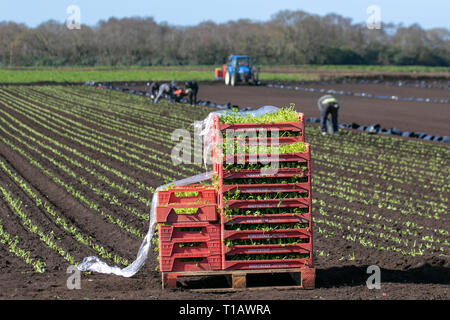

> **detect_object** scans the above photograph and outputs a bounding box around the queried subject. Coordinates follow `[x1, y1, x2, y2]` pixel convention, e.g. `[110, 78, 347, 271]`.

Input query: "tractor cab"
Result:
[215, 55, 259, 86]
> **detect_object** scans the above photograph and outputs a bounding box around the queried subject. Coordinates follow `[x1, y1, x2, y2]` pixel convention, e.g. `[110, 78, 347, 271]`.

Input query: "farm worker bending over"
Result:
[154, 82, 175, 104]
[184, 80, 199, 105]
[148, 81, 160, 99]
[317, 95, 340, 135]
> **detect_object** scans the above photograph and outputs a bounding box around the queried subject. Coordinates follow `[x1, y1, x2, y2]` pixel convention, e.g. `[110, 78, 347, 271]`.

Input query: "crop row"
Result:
[0, 131, 145, 239]
[0, 159, 129, 267]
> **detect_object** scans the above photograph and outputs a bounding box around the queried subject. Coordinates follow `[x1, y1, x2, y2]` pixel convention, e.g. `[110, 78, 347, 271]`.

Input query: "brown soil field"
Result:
[194, 82, 450, 137]
[0, 84, 448, 304]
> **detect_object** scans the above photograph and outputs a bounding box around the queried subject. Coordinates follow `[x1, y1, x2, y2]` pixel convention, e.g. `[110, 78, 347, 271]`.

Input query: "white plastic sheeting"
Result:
[193, 106, 280, 167]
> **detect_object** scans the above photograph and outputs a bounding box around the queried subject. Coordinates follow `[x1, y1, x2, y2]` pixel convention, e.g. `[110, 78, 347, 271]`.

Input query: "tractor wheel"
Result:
[225, 72, 230, 86]
[231, 73, 236, 87]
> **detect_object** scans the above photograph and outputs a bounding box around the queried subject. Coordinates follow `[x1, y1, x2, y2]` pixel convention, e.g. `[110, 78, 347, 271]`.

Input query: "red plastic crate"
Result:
[213, 113, 305, 141]
[211, 117, 309, 173]
[160, 254, 222, 272]
[221, 182, 310, 194]
[222, 136, 304, 145]
[156, 204, 218, 223]
[224, 212, 311, 225]
[224, 242, 312, 255]
[159, 240, 222, 257]
[221, 151, 310, 165]
[158, 222, 221, 242]
[222, 228, 312, 270]
[223, 228, 312, 241]
[223, 257, 313, 270]
[222, 167, 309, 180]
[157, 185, 216, 205]
[213, 145, 311, 187]
[224, 197, 311, 210]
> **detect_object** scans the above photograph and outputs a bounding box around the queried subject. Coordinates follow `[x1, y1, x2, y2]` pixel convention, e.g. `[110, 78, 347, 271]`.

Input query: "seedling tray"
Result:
[157, 185, 216, 205]
[221, 182, 311, 194]
[218, 136, 304, 145]
[159, 240, 221, 257]
[222, 167, 309, 180]
[223, 228, 311, 241]
[223, 213, 311, 225]
[224, 243, 311, 256]
[156, 204, 218, 223]
[213, 113, 304, 135]
[220, 151, 310, 165]
[160, 255, 222, 272]
[224, 197, 310, 210]
[223, 257, 312, 270]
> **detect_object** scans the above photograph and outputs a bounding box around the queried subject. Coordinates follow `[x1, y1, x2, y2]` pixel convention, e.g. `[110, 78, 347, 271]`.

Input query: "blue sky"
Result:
[0, 0, 447, 29]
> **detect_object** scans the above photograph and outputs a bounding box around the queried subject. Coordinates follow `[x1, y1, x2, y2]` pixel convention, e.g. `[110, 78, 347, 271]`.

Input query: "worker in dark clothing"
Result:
[148, 82, 160, 99]
[184, 80, 199, 105]
[154, 83, 174, 104]
[317, 95, 340, 135]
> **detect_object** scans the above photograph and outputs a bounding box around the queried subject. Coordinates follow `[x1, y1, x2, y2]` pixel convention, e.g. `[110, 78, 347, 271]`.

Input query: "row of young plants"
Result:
[32, 86, 207, 172]
[61, 85, 208, 128]
[0, 91, 153, 194]
[314, 198, 449, 253]
[0, 99, 152, 213]
[312, 173, 444, 220]
[221, 130, 302, 138]
[311, 124, 448, 171]
[314, 168, 448, 214]
[10, 86, 197, 157]
[28, 85, 197, 131]
[310, 126, 449, 191]
[0, 218, 47, 273]
[219, 106, 300, 124]
[0, 186, 76, 265]
[0, 89, 199, 181]
[0, 159, 130, 268]
[23, 86, 203, 151]
[0, 131, 145, 240]
[0, 116, 149, 222]
[311, 142, 448, 198]
[220, 141, 308, 156]
[312, 203, 448, 258]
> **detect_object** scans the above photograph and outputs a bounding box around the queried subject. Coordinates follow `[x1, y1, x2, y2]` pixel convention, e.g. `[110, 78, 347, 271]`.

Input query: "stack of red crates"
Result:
[212, 113, 314, 271]
[156, 111, 313, 278]
[155, 185, 222, 272]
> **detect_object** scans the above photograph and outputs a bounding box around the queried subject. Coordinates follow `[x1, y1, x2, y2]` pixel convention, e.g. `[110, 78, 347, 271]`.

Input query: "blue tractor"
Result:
[221, 55, 259, 86]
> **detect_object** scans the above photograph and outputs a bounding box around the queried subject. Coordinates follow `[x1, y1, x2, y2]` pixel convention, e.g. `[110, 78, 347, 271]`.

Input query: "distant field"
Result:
[0, 64, 448, 83]
[0, 69, 215, 83]
[263, 64, 450, 73]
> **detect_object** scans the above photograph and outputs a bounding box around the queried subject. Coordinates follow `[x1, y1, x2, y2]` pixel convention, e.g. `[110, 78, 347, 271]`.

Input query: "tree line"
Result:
[0, 10, 449, 67]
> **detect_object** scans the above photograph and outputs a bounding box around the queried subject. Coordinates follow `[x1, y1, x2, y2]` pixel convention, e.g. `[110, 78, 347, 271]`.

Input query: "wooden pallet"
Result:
[161, 267, 315, 291]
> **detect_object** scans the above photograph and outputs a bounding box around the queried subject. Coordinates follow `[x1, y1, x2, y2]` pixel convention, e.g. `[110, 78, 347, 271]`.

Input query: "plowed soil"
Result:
[0, 83, 448, 302]
[190, 82, 450, 137]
